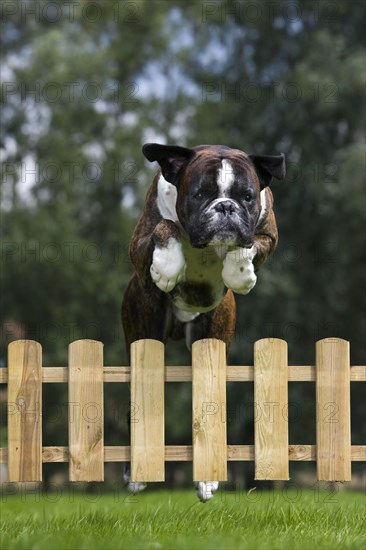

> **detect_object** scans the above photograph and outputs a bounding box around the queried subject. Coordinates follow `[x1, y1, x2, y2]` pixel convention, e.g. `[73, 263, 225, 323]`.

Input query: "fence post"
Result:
[68, 339, 104, 481]
[131, 339, 165, 482]
[254, 338, 289, 480]
[192, 338, 227, 482]
[316, 338, 351, 481]
[8, 340, 42, 482]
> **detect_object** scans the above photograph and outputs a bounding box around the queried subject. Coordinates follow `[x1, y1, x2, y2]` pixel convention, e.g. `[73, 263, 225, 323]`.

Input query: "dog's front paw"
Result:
[222, 247, 257, 295]
[150, 238, 186, 292]
[196, 481, 219, 502]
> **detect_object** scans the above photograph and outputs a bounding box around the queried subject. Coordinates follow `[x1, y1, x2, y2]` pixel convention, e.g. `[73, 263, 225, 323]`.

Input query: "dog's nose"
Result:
[215, 200, 236, 216]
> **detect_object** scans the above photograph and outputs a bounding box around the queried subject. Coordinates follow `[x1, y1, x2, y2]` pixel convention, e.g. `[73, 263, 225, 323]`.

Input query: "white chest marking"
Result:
[217, 159, 235, 197]
[157, 174, 178, 222]
[258, 188, 267, 225]
[170, 237, 225, 314]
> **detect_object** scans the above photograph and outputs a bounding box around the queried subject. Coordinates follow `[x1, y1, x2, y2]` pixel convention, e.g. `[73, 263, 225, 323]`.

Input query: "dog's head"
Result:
[143, 143, 286, 248]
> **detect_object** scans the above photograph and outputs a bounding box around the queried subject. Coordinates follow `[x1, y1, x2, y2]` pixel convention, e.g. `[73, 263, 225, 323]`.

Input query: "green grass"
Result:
[0, 489, 365, 550]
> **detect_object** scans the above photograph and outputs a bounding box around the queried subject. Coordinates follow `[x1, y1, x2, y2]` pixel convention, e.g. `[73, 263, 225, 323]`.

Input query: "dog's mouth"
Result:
[185, 204, 254, 249]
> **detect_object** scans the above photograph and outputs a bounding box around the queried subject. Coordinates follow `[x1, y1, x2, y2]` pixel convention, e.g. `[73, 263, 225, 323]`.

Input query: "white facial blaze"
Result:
[217, 159, 235, 197]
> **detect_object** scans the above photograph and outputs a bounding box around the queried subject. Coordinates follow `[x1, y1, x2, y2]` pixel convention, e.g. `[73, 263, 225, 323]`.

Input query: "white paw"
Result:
[222, 247, 257, 295]
[127, 481, 147, 494]
[196, 481, 219, 502]
[150, 238, 186, 292]
[123, 470, 147, 494]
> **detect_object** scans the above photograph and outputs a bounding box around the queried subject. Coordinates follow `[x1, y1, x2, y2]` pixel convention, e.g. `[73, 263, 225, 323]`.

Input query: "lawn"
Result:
[0, 488, 365, 550]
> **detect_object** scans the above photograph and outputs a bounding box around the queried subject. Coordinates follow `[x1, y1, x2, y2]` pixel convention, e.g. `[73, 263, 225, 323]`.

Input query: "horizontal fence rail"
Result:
[0, 338, 365, 484]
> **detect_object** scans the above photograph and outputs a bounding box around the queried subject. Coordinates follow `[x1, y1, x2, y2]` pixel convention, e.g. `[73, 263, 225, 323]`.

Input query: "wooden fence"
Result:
[0, 338, 365, 483]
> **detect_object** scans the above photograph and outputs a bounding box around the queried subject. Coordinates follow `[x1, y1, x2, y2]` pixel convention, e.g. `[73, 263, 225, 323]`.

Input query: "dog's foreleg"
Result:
[221, 246, 257, 294]
[149, 219, 186, 293]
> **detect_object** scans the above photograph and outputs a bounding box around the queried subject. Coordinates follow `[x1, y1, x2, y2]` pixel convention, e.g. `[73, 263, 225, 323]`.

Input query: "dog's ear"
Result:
[142, 143, 195, 184]
[249, 153, 286, 189]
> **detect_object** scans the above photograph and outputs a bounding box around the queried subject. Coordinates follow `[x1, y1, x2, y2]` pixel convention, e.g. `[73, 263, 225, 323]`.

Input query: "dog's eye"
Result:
[244, 193, 252, 202]
[194, 192, 203, 200]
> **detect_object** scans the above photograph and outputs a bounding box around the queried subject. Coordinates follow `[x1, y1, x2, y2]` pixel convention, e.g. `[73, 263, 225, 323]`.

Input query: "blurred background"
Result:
[1, 0, 365, 488]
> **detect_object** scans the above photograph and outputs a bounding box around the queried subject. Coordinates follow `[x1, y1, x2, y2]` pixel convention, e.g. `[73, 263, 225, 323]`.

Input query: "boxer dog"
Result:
[122, 143, 286, 501]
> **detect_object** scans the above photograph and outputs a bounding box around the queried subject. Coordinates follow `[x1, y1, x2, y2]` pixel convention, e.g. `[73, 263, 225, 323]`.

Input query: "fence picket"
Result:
[254, 338, 289, 480]
[68, 340, 104, 481]
[192, 338, 227, 482]
[316, 338, 351, 481]
[131, 339, 165, 482]
[7, 340, 42, 482]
